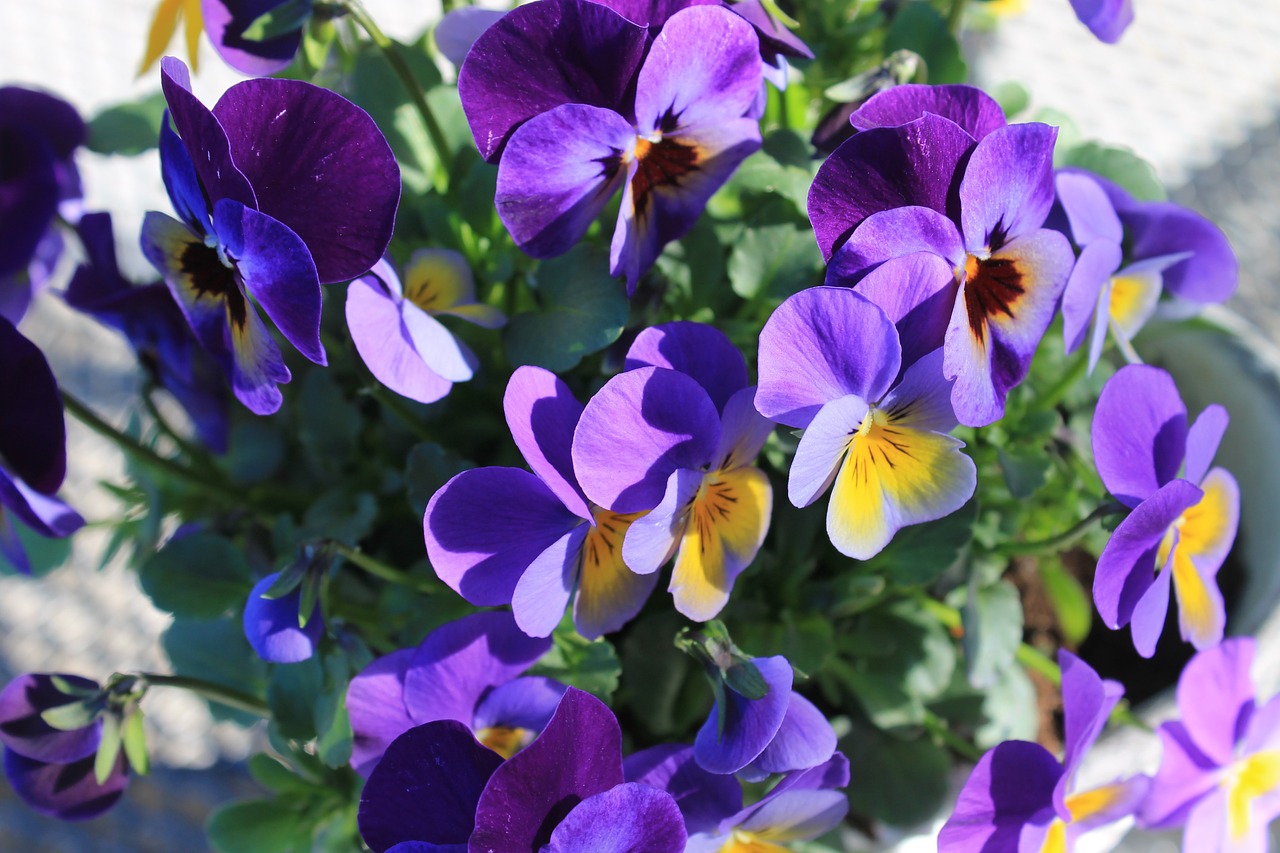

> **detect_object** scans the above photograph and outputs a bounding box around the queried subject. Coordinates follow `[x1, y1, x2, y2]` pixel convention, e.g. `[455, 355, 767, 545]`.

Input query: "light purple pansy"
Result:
[1091, 365, 1238, 658]
[202, 0, 308, 77]
[1068, 0, 1133, 44]
[242, 572, 323, 664]
[755, 285, 976, 561]
[425, 366, 659, 639]
[939, 651, 1149, 852]
[847, 82, 1008, 141]
[141, 57, 399, 414]
[1142, 638, 1280, 851]
[572, 322, 774, 621]
[1056, 169, 1237, 372]
[347, 250, 505, 405]
[346, 611, 560, 777]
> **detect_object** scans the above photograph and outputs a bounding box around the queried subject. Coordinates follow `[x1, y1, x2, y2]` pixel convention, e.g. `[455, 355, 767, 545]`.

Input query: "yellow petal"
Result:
[1177, 469, 1237, 560]
[575, 509, 646, 630]
[182, 0, 204, 72]
[1170, 544, 1223, 647]
[1065, 782, 1127, 822]
[139, 0, 184, 76]
[1107, 271, 1161, 340]
[404, 249, 475, 315]
[1225, 751, 1280, 841]
[1038, 819, 1067, 853]
[719, 832, 789, 853]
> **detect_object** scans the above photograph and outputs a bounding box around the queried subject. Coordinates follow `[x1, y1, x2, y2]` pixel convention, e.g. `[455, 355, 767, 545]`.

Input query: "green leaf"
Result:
[529, 627, 622, 702]
[885, 2, 967, 84]
[842, 601, 956, 728]
[315, 700, 353, 769]
[300, 490, 378, 546]
[241, 0, 310, 42]
[207, 799, 310, 853]
[299, 371, 361, 471]
[1057, 142, 1166, 201]
[86, 92, 168, 156]
[723, 660, 770, 700]
[962, 579, 1023, 689]
[862, 498, 977, 585]
[223, 421, 285, 485]
[616, 611, 706, 738]
[842, 668, 925, 729]
[247, 754, 320, 795]
[122, 708, 150, 775]
[975, 664, 1038, 748]
[268, 657, 324, 742]
[40, 698, 103, 731]
[95, 712, 122, 785]
[727, 222, 823, 301]
[1041, 559, 1093, 645]
[845, 726, 951, 826]
[0, 514, 74, 577]
[139, 533, 252, 619]
[164, 617, 266, 725]
[997, 446, 1051, 499]
[504, 246, 629, 372]
[404, 442, 472, 517]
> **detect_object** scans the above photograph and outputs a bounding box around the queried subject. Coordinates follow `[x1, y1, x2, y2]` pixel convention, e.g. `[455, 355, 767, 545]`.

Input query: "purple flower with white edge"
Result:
[347, 250, 505, 405]
[809, 85, 1074, 426]
[242, 571, 323, 664]
[141, 57, 399, 414]
[461, 0, 763, 290]
[572, 322, 774, 621]
[1091, 364, 1238, 657]
[426, 366, 657, 639]
[1142, 638, 1280, 850]
[346, 610, 560, 777]
[756, 285, 976, 561]
[65, 212, 230, 452]
[1069, 0, 1133, 44]
[939, 651, 1149, 852]
[1056, 168, 1237, 372]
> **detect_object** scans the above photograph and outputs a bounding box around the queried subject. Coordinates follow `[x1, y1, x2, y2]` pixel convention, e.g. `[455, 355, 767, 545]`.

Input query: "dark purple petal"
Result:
[878, 349, 958, 433]
[159, 115, 213, 234]
[808, 115, 974, 261]
[0, 316, 66, 494]
[346, 270, 457, 405]
[435, 7, 507, 69]
[1092, 365, 1188, 506]
[624, 744, 742, 834]
[1069, 0, 1134, 43]
[4, 749, 128, 821]
[1054, 170, 1123, 247]
[470, 687, 624, 852]
[211, 76, 400, 282]
[693, 655, 792, 775]
[358, 720, 503, 853]
[544, 783, 687, 853]
[849, 251, 957, 372]
[1141, 721, 1219, 829]
[1177, 638, 1256, 768]
[740, 692, 836, 781]
[572, 367, 721, 513]
[202, 0, 304, 76]
[958, 122, 1058, 250]
[722, 0, 813, 62]
[473, 676, 568, 734]
[242, 572, 323, 663]
[1054, 651, 1122, 813]
[827, 205, 965, 284]
[347, 648, 416, 778]
[625, 322, 748, 414]
[0, 87, 85, 160]
[938, 741, 1062, 852]
[1184, 404, 1228, 487]
[769, 751, 851, 795]
[387, 843, 464, 853]
[1122, 201, 1237, 304]
[504, 366, 591, 522]
[458, 0, 648, 162]
[0, 674, 100, 764]
[755, 287, 901, 429]
[850, 84, 1006, 139]
[402, 611, 553, 728]
[424, 467, 584, 606]
[159, 58, 257, 210]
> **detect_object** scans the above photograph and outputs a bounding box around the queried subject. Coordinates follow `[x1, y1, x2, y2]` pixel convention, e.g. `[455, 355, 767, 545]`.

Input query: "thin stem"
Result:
[343, 0, 452, 191]
[991, 501, 1124, 557]
[923, 709, 984, 762]
[139, 673, 268, 716]
[1029, 347, 1089, 414]
[141, 387, 212, 468]
[946, 0, 969, 36]
[332, 542, 438, 593]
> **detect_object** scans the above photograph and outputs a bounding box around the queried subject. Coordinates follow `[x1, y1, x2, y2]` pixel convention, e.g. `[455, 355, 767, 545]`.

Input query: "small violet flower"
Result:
[939, 651, 1149, 852]
[346, 249, 505, 405]
[1068, 0, 1133, 44]
[141, 57, 399, 414]
[1092, 364, 1239, 657]
[242, 571, 323, 664]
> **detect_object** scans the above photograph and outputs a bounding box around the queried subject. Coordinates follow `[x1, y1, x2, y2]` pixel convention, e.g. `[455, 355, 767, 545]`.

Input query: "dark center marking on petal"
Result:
[964, 254, 1025, 339]
[631, 136, 700, 217]
[179, 240, 247, 331]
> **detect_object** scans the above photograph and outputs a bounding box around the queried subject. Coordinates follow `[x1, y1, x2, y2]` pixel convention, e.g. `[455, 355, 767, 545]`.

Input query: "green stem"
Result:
[366, 384, 434, 442]
[1029, 346, 1089, 414]
[332, 542, 437, 593]
[991, 501, 1123, 557]
[923, 709, 984, 762]
[141, 388, 212, 468]
[139, 674, 268, 716]
[343, 0, 452, 191]
[946, 0, 969, 35]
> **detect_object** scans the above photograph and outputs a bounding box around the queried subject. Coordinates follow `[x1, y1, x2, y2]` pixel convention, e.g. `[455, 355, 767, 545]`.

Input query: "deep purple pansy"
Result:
[242, 571, 323, 664]
[141, 57, 399, 414]
[1091, 365, 1238, 657]
[346, 611, 559, 777]
[624, 743, 744, 834]
[939, 651, 1149, 852]
[202, 0, 311, 76]
[425, 366, 658, 639]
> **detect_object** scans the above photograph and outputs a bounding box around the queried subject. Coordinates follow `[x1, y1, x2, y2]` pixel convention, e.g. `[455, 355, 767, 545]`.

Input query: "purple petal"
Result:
[828, 206, 965, 285]
[573, 367, 721, 513]
[755, 287, 901, 428]
[458, 0, 648, 162]
[242, 572, 323, 663]
[1061, 239, 1123, 356]
[4, 749, 128, 821]
[503, 366, 591, 521]
[495, 104, 633, 260]
[0, 674, 100, 764]
[0, 468, 85, 544]
[358, 720, 503, 853]
[1177, 638, 1256, 767]
[1130, 544, 1173, 659]
[1243, 693, 1280, 756]
[625, 322, 748, 415]
[769, 752, 851, 795]
[849, 251, 958, 371]
[1092, 365, 1189, 506]
[510, 524, 584, 638]
[0, 87, 84, 158]
[202, 0, 303, 76]
[878, 348, 959, 433]
[402, 611, 553, 728]
[808, 115, 974, 261]
[159, 58, 256, 210]
[622, 469, 701, 575]
[1054, 651, 1122, 813]
[424, 467, 583, 606]
[158, 118, 213, 234]
[624, 744, 743, 834]
[472, 676, 568, 734]
[788, 395, 868, 509]
[1069, 0, 1134, 43]
[346, 271, 456, 405]
[1122, 201, 1236, 304]
[0, 126, 57, 281]
[959, 123, 1058, 250]
[348, 648, 417, 778]
[470, 688, 624, 852]
[939, 740, 1062, 853]
[1055, 170, 1123, 247]
[211, 77, 400, 282]
[1184, 404, 1229, 487]
[725, 0, 813, 62]
[544, 783, 687, 853]
[734, 788, 849, 841]
[850, 84, 1006, 140]
[434, 7, 507, 69]
[1141, 721, 1219, 829]
[714, 387, 775, 471]
[693, 656, 792, 775]
[0, 317, 66, 494]
[740, 692, 836, 780]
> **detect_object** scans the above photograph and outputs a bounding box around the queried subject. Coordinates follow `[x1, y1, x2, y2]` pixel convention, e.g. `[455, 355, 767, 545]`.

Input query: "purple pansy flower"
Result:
[0, 318, 84, 575]
[460, 0, 763, 290]
[0, 86, 83, 324]
[65, 212, 230, 452]
[1091, 364, 1239, 657]
[1068, 0, 1133, 44]
[809, 84, 1074, 426]
[572, 322, 774, 621]
[1142, 638, 1280, 850]
[0, 673, 129, 821]
[141, 57, 399, 414]
[1056, 169, 1237, 372]
[346, 611, 560, 777]
[347, 250, 505, 405]
[939, 651, 1149, 852]
[202, 0, 311, 76]
[756, 284, 976, 560]
[624, 743, 744, 834]
[425, 365, 658, 639]
[242, 571, 323, 664]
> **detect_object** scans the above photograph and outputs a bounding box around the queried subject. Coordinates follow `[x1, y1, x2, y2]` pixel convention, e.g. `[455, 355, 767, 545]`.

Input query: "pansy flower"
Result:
[572, 322, 774, 621]
[426, 366, 658, 639]
[347, 250, 505, 405]
[939, 651, 1149, 851]
[460, 0, 763, 290]
[1142, 638, 1280, 850]
[1068, 0, 1133, 44]
[346, 611, 560, 777]
[1091, 364, 1238, 657]
[141, 57, 399, 414]
[809, 83, 1074, 426]
[624, 744, 744, 834]
[242, 571, 323, 664]
[756, 285, 976, 560]
[1056, 168, 1237, 372]
[140, 0, 313, 77]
